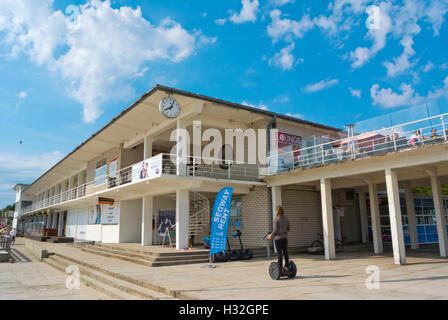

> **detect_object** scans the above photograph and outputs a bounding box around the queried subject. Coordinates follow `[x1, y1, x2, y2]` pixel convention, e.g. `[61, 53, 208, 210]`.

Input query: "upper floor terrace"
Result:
[267, 112, 448, 176]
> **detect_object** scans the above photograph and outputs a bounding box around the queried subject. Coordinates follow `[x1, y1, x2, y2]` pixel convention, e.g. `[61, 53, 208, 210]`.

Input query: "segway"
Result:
[210, 237, 231, 263]
[230, 229, 253, 260]
[264, 232, 297, 280]
[269, 261, 297, 280]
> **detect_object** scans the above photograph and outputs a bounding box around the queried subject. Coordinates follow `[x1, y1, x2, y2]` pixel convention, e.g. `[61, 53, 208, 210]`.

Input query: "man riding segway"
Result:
[267, 205, 297, 280]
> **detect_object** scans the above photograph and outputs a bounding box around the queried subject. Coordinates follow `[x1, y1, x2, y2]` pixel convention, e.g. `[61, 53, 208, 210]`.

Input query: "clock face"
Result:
[159, 97, 181, 119]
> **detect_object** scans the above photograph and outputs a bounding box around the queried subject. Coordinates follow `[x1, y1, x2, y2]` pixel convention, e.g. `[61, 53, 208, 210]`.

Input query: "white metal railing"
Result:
[22, 153, 261, 215]
[268, 113, 448, 174]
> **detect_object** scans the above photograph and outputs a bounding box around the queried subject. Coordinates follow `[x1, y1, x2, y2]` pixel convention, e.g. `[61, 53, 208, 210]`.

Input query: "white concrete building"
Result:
[15, 85, 448, 265]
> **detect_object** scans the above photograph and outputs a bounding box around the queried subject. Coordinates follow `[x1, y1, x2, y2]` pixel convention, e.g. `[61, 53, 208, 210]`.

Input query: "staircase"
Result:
[74, 243, 210, 267]
[189, 192, 210, 238]
[43, 252, 178, 300]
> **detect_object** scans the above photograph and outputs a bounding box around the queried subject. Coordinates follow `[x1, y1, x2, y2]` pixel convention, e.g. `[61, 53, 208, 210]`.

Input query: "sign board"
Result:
[109, 158, 118, 178]
[132, 154, 163, 182]
[277, 132, 302, 151]
[157, 210, 176, 237]
[210, 187, 234, 256]
[100, 202, 120, 225]
[98, 197, 115, 205]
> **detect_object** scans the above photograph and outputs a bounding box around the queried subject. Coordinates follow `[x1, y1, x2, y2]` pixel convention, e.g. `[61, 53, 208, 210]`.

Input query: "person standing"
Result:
[268, 206, 290, 272]
[10, 228, 17, 245]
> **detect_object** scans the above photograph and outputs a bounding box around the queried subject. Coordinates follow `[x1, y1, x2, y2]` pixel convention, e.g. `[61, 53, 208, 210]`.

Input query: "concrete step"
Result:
[95, 244, 209, 257]
[85, 245, 208, 262]
[50, 250, 187, 298]
[44, 256, 136, 300]
[81, 247, 209, 267]
[47, 255, 175, 300]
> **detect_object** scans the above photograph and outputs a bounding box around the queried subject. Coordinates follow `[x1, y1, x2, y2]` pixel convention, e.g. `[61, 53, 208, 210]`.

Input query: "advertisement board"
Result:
[132, 154, 163, 182]
[100, 202, 120, 225]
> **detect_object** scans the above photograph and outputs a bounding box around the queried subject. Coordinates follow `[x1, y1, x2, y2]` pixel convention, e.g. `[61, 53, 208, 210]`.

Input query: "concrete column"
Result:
[53, 213, 58, 229]
[368, 182, 383, 254]
[385, 168, 406, 265]
[357, 187, 369, 244]
[58, 212, 64, 236]
[143, 135, 153, 160]
[176, 189, 190, 250]
[320, 178, 336, 260]
[427, 170, 448, 257]
[141, 195, 154, 246]
[271, 185, 282, 253]
[403, 183, 419, 250]
[176, 118, 188, 176]
[43, 214, 47, 228]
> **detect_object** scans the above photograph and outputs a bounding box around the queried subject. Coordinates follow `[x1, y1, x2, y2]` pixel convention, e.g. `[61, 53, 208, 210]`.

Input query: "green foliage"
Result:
[413, 184, 448, 195]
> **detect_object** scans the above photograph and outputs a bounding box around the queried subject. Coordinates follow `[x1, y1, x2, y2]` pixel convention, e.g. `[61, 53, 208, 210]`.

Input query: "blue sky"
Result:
[0, 0, 448, 207]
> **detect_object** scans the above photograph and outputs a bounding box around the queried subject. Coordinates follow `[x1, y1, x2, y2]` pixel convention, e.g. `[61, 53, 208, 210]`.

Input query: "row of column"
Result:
[272, 168, 448, 265]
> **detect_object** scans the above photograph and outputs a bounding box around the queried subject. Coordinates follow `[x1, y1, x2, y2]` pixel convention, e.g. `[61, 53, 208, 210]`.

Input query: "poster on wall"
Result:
[157, 210, 176, 237]
[88, 206, 101, 225]
[100, 202, 120, 225]
[277, 132, 302, 157]
[109, 158, 118, 178]
[132, 154, 163, 182]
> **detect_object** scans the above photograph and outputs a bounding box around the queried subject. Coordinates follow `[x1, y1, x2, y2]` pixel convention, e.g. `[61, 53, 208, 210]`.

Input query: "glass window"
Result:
[94, 159, 107, 187]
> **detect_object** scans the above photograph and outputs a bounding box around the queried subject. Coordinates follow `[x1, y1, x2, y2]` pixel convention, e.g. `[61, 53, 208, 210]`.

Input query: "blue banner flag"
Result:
[210, 187, 234, 256]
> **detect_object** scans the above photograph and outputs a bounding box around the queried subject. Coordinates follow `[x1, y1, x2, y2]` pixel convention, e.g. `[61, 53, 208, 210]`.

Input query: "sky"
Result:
[1, 0, 448, 207]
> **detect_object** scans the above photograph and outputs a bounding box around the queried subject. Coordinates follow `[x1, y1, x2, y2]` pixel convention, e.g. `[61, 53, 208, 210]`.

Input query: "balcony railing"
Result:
[268, 113, 448, 174]
[22, 153, 261, 215]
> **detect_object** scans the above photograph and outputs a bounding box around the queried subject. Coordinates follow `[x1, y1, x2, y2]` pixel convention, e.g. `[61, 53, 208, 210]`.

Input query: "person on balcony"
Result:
[409, 130, 420, 147]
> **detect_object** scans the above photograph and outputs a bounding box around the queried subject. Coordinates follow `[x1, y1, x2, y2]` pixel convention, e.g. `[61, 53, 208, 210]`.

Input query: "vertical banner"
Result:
[210, 187, 234, 256]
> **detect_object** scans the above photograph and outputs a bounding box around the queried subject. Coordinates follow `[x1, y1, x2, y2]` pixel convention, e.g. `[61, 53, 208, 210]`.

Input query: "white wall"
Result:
[119, 199, 142, 243]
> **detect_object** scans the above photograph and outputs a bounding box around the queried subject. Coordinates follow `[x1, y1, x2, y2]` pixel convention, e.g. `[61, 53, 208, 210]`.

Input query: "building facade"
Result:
[14, 85, 448, 266]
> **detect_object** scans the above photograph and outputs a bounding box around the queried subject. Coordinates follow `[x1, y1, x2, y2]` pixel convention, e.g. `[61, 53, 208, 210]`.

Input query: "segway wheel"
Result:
[232, 249, 242, 258]
[245, 249, 253, 259]
[269, 262, 281, 280]
[287, 261, 297, 278]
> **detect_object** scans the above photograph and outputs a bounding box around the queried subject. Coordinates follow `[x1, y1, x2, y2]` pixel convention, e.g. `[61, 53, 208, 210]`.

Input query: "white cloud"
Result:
[349, 1, 392, 69]
[269, 0, 295, 6]
[440, 63, 448, 70]
[269, 43, 301, 70]
[349, 87, 362, 98]
[241, 100, 269, 110]
[214, 18, 226, 26]
[267, 9, 314, 43]
[371, 83, 415, 108]
[17, 91, 27, 99]
[371, 77, 448, 108]
[423, 61, 435, 73]
[0, 0, 215, 123]
[0, 150, 63, 205]
[303, 79, 339, 93]
[285, 112, 303, 119]
[383, 36, 416, 77]
[229, 0, 259, 24]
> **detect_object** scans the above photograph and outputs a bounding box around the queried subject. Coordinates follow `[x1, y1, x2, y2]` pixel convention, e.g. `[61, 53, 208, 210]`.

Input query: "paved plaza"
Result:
[0, 239, 106, 300]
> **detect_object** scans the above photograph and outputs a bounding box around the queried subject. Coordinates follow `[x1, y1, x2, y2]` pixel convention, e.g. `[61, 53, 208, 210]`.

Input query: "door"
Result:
[67, 209, 77, 238]
[76, 208, 88, 240]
